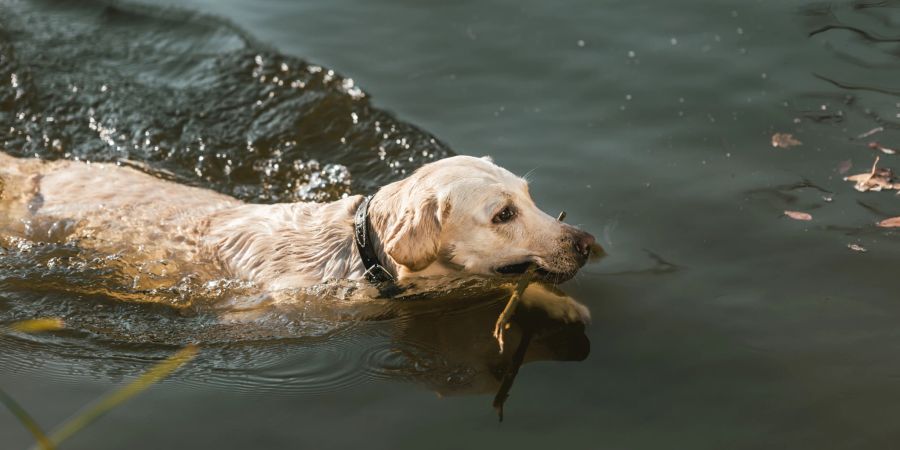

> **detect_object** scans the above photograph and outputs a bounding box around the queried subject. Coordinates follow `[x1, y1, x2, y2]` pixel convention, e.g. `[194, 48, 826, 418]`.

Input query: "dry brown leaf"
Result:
[848, 243, 867, 252]
[868, 141, 897, 155]
[784, 210, 812, 221]
[771, 133, 802, 148]
[844, 157, 900, 192]
[877, 217, 900, 228]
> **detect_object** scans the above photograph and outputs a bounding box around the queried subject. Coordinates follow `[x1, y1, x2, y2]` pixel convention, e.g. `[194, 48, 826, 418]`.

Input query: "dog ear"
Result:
[382, 192, 442, 272]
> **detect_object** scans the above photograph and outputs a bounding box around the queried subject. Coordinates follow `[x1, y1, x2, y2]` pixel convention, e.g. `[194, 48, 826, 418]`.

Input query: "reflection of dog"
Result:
[386, 282, 590, 416]
[0, 152, 596, 291]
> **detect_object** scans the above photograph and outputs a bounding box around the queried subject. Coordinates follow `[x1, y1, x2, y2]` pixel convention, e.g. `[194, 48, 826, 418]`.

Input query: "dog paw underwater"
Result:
[0, 150, 602, 413]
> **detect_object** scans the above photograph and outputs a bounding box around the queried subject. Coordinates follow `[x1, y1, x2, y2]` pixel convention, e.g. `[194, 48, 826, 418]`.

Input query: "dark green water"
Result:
[2, 0, 900, 448]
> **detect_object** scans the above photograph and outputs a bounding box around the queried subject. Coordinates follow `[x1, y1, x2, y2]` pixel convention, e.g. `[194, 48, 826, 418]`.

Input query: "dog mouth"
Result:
[494, 261, 534, 275]
[494, 261, 576, 283]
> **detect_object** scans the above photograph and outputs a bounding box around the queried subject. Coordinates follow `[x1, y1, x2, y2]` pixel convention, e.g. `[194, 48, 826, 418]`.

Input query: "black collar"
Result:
[354, 195, 402, 297]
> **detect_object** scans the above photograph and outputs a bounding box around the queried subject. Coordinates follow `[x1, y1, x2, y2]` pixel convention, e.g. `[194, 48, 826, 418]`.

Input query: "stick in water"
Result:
[493, 210, 568, 352]
[492, 329, 533, 421]
[493, 265, 535, 353]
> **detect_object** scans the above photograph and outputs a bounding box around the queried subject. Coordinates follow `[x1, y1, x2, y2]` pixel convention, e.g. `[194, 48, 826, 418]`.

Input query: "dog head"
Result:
[369, 155, 597, 283]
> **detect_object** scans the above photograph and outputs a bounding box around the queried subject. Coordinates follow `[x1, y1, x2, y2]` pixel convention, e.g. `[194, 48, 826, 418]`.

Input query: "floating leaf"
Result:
[784, 210, 812, 221]
[868, 141, 897, 155]
[877, 217, 900, 228]
[844, 157, 900, 192]
[771, 133, 802, 148]
[8, 318, 65, 333]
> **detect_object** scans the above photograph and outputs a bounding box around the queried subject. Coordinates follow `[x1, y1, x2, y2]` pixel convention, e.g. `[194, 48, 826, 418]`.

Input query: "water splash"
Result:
[0, 0, 452, 203]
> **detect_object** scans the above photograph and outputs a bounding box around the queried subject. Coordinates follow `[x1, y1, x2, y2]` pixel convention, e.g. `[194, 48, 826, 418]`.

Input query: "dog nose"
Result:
[572, 230, 596, 259]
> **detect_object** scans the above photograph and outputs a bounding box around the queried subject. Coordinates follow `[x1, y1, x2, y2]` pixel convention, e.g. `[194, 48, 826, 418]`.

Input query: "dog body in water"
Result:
[0, 152, 595, 293]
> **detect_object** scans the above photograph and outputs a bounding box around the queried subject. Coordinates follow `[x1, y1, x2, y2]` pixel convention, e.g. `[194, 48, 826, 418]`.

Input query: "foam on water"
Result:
[0, 0, 452, 203]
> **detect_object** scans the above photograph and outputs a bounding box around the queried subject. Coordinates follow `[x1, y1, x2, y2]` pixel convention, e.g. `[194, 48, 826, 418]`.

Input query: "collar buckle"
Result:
[364, 264, 394, 284]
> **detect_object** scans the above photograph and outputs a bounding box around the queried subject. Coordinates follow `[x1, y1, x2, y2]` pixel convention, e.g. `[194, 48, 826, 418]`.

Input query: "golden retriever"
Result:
[0, 152, 596, 294]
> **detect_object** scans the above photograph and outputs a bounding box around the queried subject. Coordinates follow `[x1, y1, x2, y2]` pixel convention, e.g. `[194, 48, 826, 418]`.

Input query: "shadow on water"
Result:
[0, 274, 591, 417]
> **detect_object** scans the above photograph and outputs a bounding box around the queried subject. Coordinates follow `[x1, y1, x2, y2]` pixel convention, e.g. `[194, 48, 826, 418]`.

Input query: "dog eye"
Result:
[492, 207, 515, 224]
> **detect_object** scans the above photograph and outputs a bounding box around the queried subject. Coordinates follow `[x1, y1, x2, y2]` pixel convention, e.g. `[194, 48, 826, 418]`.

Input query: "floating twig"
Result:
[0, 389, 54, 450]
[41, 345, 199, 449]
[2, 322, 198, 450]
[857, 127, 883, 139]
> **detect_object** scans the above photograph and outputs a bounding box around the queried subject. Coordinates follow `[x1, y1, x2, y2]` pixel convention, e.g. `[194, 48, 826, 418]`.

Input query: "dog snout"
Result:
[570, 229, 596, 260]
